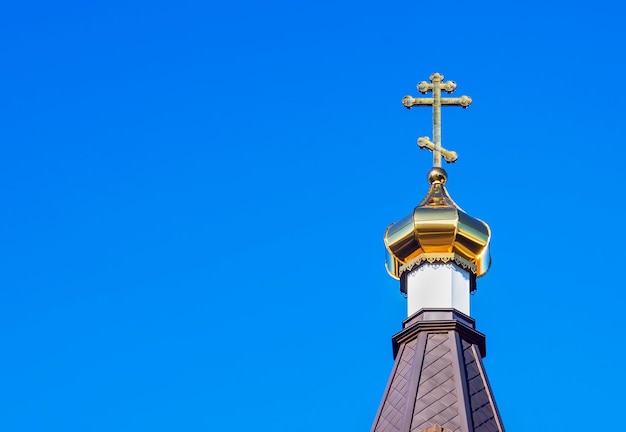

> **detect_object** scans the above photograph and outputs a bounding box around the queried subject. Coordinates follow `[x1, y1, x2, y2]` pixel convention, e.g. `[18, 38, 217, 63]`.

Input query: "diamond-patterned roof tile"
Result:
[371, 312, 505, 432]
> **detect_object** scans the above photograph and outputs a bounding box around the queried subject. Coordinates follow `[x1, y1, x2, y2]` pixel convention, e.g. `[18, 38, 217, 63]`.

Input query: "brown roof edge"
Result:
[391, 309, 486, 359]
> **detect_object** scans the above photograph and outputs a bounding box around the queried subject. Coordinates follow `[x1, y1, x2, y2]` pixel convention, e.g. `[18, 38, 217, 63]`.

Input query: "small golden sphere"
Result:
[427, 167, 448, 184]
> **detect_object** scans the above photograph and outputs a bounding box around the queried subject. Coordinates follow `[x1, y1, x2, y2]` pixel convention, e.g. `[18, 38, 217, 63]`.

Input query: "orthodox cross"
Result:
[402, 72, 472, 168]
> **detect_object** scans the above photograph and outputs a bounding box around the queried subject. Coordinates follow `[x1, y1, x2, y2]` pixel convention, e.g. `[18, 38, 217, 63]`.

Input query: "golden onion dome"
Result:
[384, 167, 491, 280]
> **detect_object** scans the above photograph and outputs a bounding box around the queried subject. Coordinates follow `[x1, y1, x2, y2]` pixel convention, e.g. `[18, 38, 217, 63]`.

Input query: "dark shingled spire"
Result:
[370, 309, 505, 432]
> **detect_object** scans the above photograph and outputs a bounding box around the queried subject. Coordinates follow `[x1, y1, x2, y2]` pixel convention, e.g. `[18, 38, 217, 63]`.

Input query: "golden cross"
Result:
[402, 72, 472, 168]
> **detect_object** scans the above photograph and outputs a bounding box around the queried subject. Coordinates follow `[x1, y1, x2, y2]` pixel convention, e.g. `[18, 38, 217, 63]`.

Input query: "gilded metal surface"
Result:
[417, 137, 457, 163]
[385, 73, 490, 280]
[399, 253, 477, 275]
[384, 168, 491, 280]
[402, 72, 471, 168]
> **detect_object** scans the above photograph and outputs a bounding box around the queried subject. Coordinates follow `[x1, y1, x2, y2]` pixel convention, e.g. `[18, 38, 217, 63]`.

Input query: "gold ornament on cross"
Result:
[402, 72, 472, 168]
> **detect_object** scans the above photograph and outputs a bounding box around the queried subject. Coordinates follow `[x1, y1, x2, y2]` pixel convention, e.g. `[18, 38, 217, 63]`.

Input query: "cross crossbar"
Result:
[417, 137, 457, 163]
[402, 96, 472, 108]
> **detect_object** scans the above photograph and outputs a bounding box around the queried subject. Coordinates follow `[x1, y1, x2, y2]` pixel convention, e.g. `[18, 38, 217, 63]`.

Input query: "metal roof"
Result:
[371, 310, 504, 432]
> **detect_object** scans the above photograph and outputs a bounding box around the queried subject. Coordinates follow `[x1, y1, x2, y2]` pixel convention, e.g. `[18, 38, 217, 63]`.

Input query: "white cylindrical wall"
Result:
[405, 263, 470, 316]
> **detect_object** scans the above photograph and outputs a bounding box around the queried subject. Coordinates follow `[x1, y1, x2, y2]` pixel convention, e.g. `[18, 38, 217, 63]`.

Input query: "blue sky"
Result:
[1, 1, 625, 430]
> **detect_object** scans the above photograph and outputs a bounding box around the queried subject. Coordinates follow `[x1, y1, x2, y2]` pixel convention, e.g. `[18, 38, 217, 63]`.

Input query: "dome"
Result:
[384, 168, 491, 280]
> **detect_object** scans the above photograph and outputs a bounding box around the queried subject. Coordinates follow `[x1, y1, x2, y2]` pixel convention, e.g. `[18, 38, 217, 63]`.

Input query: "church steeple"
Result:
[384, 73, 490, 317]
[371, 73, 505, 432]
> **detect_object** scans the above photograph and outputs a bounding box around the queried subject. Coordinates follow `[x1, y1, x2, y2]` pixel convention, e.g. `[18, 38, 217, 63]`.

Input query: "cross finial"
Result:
[402, 72, 472, 168]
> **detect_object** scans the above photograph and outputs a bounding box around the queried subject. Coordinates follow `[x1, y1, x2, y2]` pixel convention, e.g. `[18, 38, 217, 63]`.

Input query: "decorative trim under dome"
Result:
[399, 253, 476, 276]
